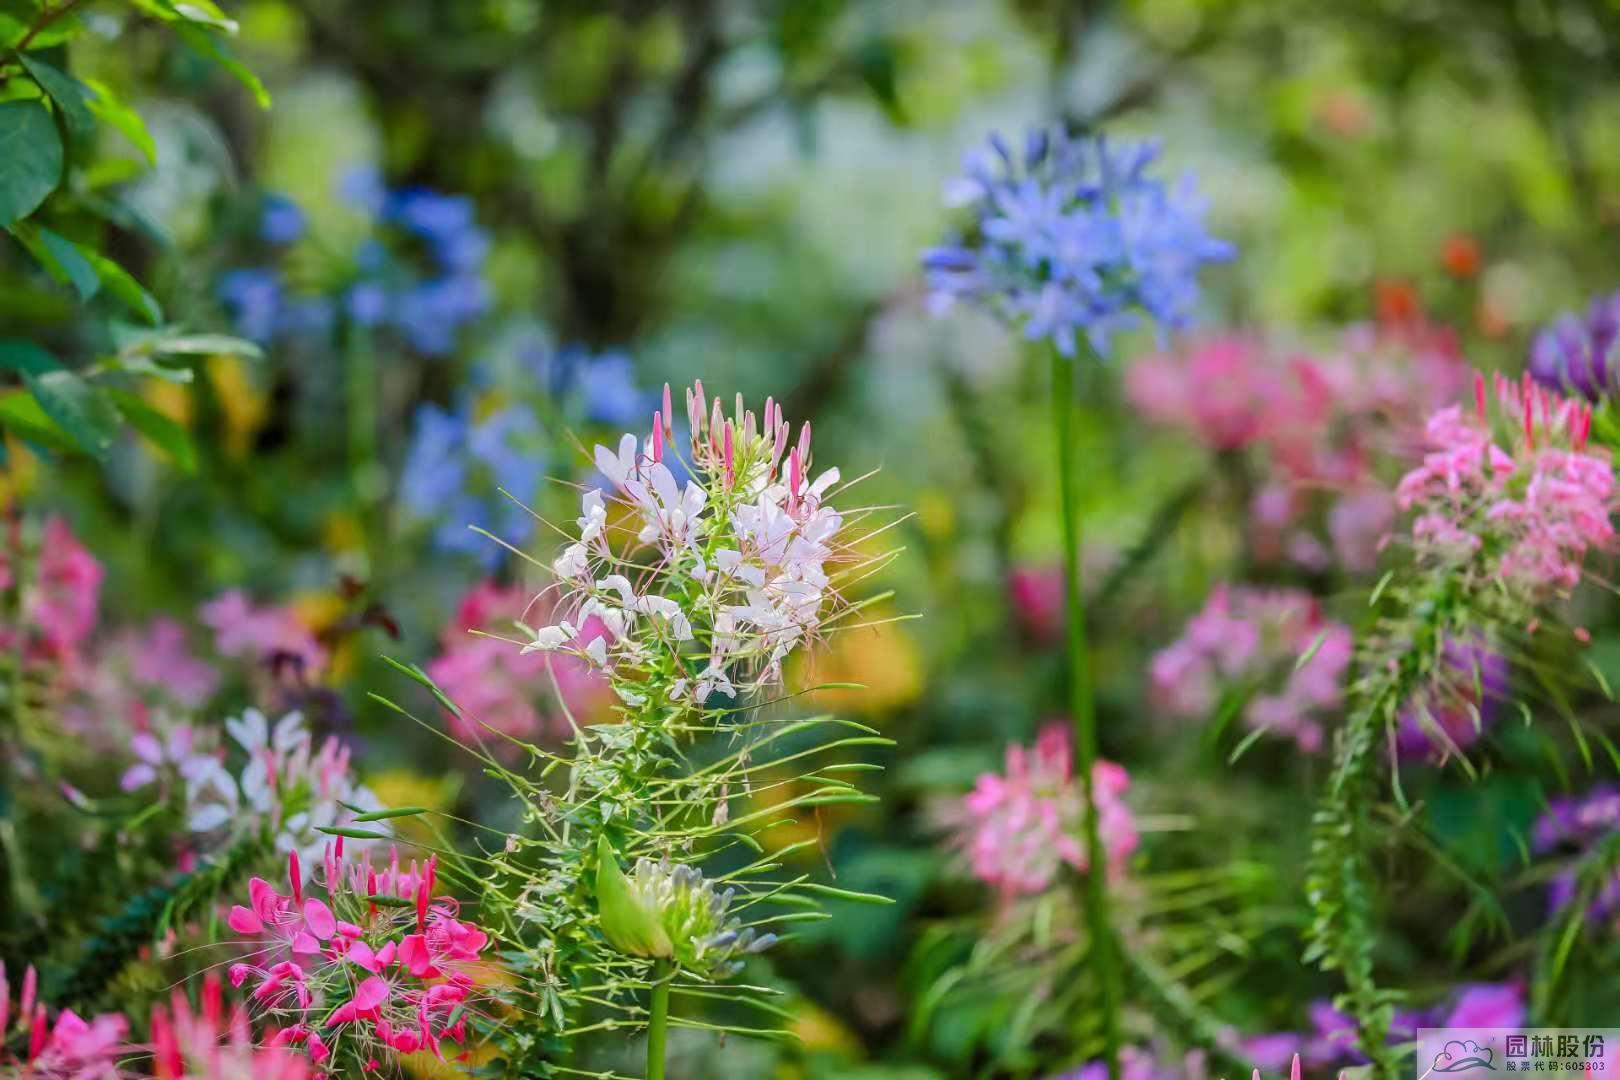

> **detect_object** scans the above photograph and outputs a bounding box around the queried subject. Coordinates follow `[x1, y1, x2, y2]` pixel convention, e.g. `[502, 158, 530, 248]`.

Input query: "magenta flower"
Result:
[0, 960, 127, 1079]
[947, 725, 1137, 896]
[149, 972, 311, 1079]
[225, 841, 494, 1068]
[1150, 585, 1352, 752]
[1127, 335, 1298, 451]
[31, 517, 104, 660]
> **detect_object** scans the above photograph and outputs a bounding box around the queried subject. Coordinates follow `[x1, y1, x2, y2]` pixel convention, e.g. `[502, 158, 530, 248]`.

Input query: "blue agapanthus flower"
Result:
[1528, 290, 1620, 401]
[923, 128, 1233, 356]
[399, 400, 544, 565]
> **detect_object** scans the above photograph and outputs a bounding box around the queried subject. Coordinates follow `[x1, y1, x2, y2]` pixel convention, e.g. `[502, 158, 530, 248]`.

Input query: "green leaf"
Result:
[117, 330, 262, 363]
[176, 25, 270, 108]
[17, 53, 94, 142]
[0, 100, 63, 227]
[23, 368, 119, 458]
[82, 78, 155, 163]
[106, 388, 195, 472]
[0, 338, 60, 376]
[83, 250, 161, 324]
[0, 2, 83, 48]
[8, 222, 99, 299]
[0, 390, 74, 450]
[127, 0, 239, 32]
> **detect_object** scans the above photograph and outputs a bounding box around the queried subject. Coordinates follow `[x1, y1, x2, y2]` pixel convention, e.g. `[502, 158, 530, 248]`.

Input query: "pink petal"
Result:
[352, 975, 391, 1012]
[227, 906, 263, 935]
[302, 898, 336, 940]
[308, 1032, 330, 1063]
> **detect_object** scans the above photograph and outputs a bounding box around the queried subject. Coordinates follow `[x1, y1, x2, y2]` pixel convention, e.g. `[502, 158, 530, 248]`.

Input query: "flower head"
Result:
[150, 973, 310, 1080]
[595, 836, 774, 979]
[526, 383, 853, 709]
[1394, 373, 1616, 600]
[944, 725, 1137, 896]
[0, 961, 127, 1079]
[1529, 290, 1620, 401]
[924, 128, 1232, 356]
[1150, 585, 1352, 753]
[226, 841, 494, 1069]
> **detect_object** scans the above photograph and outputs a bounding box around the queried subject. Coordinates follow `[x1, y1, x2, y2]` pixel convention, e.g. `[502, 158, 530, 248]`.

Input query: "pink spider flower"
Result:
[426, 582, 609, 751]
[225, 841, 494, 1069]
[31, 517, 104, 660]
[1395, 372, 1617, 600]
[0, 960, 128, 1079]
[150, 972, 310, 1080]
[198, 590, 327, 677]
[946, 725, 1137, 897]
[1150, 585, 1352, 753]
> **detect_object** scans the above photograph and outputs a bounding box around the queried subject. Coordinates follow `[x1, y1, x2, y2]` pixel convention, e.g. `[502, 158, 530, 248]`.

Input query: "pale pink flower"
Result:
[1151, 585, 1352, 753]
[1126, 336, 1298, 451]
[426, 582, 609, 750]
[116, 618, 218, 709]
[199, 591, 326, 675]
[948, 725, 1137, 897]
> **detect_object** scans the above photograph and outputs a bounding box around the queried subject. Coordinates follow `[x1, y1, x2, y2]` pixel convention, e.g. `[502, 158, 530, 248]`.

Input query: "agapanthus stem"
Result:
[1051, 347, 1121, 1079]
[646, 958, 672, 1080]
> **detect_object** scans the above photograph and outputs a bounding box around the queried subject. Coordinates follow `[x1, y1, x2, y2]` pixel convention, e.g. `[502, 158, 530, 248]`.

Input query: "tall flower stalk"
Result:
[392, 381, 898, 1076]
[1307, 373, 1618, 1066]
[925, 126, 1232, 1077]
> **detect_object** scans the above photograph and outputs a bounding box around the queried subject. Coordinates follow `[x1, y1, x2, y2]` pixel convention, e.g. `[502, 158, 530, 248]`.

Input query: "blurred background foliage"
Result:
[7, 0, 1620, 1076]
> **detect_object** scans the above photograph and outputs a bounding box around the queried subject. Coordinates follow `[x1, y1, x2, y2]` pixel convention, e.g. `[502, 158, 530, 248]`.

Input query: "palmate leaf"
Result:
[0, 99, 62, 227]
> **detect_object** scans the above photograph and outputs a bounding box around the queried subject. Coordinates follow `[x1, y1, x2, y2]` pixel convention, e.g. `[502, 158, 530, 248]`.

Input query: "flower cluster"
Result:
[1150, 585, 1352, 753]
[595, 836, 776, 979]
[227, 842, 494, 1069]
[527, 381, 851, 708]
[1394, 373, 1616, 598]
[1529, 288, 1620, 400]
[1534, 785, 1620, 922]
[124, 709, 386, 875]
[943, 725, 1137, 897]
[219, 167, 489, 356]
[923, 128, 1233, 355]
[199, 591, 327, 681]
[425, 581, 609, 750]
[150, 974, 311, 1079]
[0, 515, 103, 666]
[0, 961, 127, 1079]
[1128, 319, 1469, 573]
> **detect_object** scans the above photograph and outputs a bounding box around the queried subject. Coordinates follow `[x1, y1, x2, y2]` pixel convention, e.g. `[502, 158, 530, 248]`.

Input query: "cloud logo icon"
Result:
[1432, 1040, 1496, 1073]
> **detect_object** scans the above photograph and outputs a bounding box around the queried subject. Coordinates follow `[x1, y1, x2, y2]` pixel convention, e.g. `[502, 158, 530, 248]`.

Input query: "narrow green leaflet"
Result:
[107, 388, 195, 472]
[0, 391, 74, 451]
[17, 53, 96, 142]
[83, 250, 162, 325]
[9, 222, 100, 300]
[23, 368, 120, 458]
[176, 25, 270, 108]
[83, 79, 156, 164]
[0, 100, 63, 227]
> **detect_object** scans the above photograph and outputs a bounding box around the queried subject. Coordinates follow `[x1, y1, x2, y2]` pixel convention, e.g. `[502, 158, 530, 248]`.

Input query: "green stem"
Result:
[646, 958, 672, 1080]
[1051, 348, 1120, 1078]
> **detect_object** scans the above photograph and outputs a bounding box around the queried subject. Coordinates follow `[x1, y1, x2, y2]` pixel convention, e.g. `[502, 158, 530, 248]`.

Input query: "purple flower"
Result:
[399, 400, 544, 566]
[924, 128, 1232, 356]
[1529, 290, 1620, 400]
[1395, 636, 1510, 759]
[1535, 785, 1620, 922]
[1440, 982, 1524, 1028]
